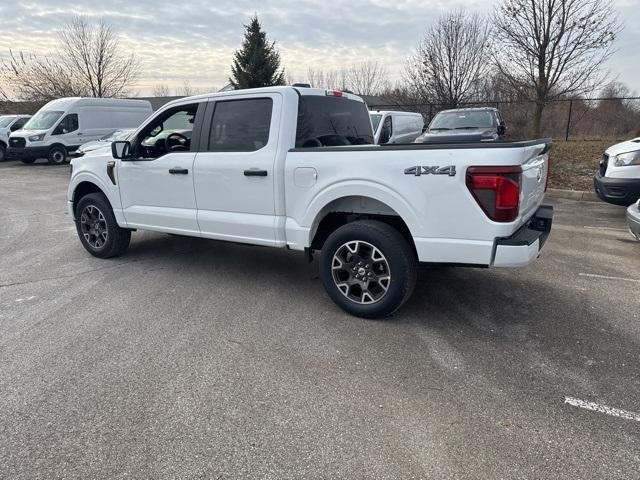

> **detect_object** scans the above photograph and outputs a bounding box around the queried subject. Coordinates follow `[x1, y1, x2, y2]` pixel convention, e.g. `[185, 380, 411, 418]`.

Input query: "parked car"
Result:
[7, 98, 153, 165]
[68, 86, 552, 318]
[0, 114, 31, 161]
[594, 138, 640, 206]
[627, 200, 640, 240]
[369, 110, 424, 144]
[415, 107, 506, 143]
[73, 129, 136, 157]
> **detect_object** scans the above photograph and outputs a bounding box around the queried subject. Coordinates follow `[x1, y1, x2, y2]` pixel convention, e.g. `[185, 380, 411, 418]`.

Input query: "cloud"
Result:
[0, 0, 637, 96]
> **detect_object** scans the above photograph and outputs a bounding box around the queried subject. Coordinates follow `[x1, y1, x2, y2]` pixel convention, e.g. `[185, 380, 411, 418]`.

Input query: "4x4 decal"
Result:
[404, 165, 456, 177]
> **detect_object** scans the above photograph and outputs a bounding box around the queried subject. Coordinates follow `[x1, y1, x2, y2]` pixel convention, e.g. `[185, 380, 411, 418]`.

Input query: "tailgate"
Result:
[518, 142, 551, 225]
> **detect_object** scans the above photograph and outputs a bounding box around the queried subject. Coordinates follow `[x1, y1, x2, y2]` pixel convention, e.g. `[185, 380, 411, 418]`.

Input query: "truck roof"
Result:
[162, 86, 366, 110]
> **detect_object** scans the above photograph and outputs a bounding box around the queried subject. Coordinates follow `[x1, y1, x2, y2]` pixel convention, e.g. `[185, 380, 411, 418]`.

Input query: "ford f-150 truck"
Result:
[68, 86, 553, 318]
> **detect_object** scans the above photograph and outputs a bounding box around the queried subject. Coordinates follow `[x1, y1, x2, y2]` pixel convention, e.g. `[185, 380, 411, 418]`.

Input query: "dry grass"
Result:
[548, 139, 614, 191]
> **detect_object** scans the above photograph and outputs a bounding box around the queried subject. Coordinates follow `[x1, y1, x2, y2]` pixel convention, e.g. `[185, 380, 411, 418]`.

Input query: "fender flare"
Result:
[304, 181, 422, 244]
[70, 172, 119, 209]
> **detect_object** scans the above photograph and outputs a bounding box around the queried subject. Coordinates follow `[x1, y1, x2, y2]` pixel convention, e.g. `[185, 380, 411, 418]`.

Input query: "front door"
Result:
[118, 102, 203, 235]
[193, 94, 280, 246]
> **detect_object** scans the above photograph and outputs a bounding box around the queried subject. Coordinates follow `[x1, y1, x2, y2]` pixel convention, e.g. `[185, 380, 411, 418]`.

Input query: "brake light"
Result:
[466, 166, 522, 222]
[325, 90, 344, 97]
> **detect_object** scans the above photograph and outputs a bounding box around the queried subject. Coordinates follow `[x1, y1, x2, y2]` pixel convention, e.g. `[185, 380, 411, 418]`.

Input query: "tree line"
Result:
[0, 0, 624, 137]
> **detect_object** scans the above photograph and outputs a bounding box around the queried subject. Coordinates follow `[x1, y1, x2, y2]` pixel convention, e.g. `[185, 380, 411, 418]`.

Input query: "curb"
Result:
[545, 188, 600, 203]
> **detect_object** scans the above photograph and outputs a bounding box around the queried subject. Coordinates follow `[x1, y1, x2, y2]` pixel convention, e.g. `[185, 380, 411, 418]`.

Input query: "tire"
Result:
[74, 192, 131, 258]
[0, 144, 5, 162]
[48, 145, 67, 165]
[319, 220, 417, 319]
[21, 158, 36, 164]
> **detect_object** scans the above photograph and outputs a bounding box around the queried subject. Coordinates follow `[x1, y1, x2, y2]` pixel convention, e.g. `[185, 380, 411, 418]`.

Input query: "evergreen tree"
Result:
[229, 16, 285, 89]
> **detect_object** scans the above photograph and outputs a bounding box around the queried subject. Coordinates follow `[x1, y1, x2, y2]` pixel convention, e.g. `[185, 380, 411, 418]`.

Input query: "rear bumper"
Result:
[7, 146, 49, 160]
[627, 201, 640, 241]
[593, 172, 640, 206]
[492, 204, 553, 267]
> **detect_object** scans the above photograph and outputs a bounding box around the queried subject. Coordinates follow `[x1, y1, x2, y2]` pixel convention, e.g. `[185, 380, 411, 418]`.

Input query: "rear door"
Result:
[193, 93, 281, 246]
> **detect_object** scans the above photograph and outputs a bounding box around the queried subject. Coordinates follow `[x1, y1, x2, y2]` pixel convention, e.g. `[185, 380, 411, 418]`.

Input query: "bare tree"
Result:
[345, 61, 389, 96]
[404, 10, 492, 108]
[493, 0, 622, 136]
[1, 50, 88, 100]
[307, 62, 389, 95]
[59, 15, 139, 97]
[307, 67, 345, 91]
[152, 83, 171, 97]
[1, 16, 138, 100]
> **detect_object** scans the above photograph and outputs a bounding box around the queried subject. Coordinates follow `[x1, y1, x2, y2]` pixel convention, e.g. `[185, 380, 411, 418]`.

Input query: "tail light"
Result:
[325, 90, 345, 97]
[466, 166, 522, 222]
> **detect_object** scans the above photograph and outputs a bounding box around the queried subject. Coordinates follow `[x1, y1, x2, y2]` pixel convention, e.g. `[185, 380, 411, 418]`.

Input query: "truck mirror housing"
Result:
[112, 140, 132, 160]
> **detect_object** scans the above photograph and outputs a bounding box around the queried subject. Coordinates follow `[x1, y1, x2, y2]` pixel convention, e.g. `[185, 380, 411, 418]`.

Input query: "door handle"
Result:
[244, 169, 268, 177]
[169, 167, 189, 174]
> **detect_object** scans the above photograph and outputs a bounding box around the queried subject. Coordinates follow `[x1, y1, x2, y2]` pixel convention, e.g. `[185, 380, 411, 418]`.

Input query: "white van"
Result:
[0, 115, 31, 161]
[369, 110, 424, 145]
[8, 98, 153, 164]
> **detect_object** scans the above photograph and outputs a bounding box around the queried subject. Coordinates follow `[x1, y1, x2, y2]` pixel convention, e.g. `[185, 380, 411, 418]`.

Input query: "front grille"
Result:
[599, 153, 609, 176]
[9, 137, 25, 148]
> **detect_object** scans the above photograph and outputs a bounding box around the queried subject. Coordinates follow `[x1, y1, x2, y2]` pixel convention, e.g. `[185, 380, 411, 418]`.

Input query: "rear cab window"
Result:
[207, 98, 273, 152]
[296, 95, 374, 148]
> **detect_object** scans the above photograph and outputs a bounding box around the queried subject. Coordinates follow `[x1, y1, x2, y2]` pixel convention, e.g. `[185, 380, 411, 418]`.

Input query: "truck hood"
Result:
[605, 138, 640, 156]
[416, 129, 498, 143]
[10, 129, 47, 139]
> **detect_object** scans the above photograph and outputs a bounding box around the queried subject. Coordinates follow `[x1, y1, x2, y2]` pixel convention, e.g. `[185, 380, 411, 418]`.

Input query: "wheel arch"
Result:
[309, 195, 416, 253]
[72, 181, 107, 219]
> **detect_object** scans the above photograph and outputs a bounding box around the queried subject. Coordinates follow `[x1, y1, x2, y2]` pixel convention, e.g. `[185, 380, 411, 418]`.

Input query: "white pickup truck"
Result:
[68, 86, 553, 318]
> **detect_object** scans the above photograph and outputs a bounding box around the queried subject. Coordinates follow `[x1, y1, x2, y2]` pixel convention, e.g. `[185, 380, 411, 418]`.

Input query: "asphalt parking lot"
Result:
[1, 160, 639, 479]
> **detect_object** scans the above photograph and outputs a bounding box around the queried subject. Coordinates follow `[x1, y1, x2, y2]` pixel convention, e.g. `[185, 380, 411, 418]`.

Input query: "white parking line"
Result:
[578, 273, 640, 283]
[564, 397, 640, 422]
[583, 225, 629, 232]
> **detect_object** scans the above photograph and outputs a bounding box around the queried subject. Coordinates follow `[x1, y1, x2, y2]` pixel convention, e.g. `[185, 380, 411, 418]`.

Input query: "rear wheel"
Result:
[74, 193, 131, 258]
[319, 220, 417, 319]
[48, 145, 67, 165]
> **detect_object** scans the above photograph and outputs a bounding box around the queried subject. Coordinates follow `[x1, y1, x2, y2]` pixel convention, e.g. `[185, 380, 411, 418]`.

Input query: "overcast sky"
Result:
[0, 0, 638, 97]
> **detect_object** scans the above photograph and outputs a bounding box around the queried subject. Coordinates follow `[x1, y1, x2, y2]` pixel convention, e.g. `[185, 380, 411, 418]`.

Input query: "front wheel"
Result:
[74, 193, 131, 258]
[48, 145, 67, 165]
[319, 220, 417, 319]
[0, 144, 6, 162]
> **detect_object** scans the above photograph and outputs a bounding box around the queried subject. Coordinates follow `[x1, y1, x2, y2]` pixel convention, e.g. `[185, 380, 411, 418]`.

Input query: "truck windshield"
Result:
[370, 114, 382, 133]
[296, 96, 374, 148]
[24, 111, 64, 130]
[430, 111, 496, 130]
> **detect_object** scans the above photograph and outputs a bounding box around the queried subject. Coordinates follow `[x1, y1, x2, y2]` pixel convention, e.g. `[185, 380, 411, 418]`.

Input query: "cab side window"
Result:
[53, 114, 79, 135]
[134, 103, 200, 159]
[207, 98, 273, 152]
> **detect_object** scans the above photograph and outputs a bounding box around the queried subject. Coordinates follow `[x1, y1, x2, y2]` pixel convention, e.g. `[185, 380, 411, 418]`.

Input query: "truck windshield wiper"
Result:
[429, 127, 451, 131]
[454, 126, 482, 130]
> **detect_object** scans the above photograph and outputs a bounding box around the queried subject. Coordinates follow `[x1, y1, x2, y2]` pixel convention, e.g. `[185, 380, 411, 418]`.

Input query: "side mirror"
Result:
[497, 123, 506, 136]
[112, 140, 132, 160]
